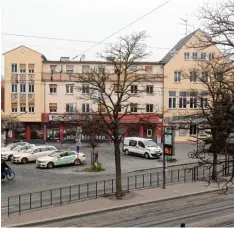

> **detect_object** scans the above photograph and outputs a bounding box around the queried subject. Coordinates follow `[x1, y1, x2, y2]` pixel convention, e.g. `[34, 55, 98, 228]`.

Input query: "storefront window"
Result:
[47, 124, 60, 140]
[30, 124, 43, 139]
[15, 125, 26, 140]
[64, 126, 77, 141]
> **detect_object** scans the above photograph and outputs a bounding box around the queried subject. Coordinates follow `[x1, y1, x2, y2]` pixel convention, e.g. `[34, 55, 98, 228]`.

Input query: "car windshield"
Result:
[23, 148, 34, 153]
[144, 140, 157, 147]
[49, 152, 61, 157]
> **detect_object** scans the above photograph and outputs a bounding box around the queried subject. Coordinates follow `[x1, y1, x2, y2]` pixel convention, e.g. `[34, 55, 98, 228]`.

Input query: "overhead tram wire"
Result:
[71, 0, 172, 60]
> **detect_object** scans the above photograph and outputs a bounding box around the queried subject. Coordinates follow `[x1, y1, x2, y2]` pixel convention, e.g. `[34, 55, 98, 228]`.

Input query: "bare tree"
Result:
[72, 31, 161, 197]
[1, 115, 21, 146]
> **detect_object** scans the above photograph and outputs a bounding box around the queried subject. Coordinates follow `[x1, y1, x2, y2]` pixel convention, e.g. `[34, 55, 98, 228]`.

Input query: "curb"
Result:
[8, 187, 222, 227]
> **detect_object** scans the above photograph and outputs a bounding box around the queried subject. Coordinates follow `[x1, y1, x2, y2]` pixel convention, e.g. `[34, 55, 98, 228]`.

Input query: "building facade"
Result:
[162, 29, 223, 142]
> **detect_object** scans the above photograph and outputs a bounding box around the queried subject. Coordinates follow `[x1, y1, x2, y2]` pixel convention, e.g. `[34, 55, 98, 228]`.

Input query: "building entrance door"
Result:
[47, 128, 60, 141]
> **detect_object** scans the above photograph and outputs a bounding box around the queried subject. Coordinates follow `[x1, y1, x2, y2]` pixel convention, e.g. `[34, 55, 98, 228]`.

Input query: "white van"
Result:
[122, 137, 162, 159]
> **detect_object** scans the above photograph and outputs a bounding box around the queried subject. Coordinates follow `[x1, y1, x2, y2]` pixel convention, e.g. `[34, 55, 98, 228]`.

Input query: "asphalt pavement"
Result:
[3, 166, 212, 215]
[36, 188, 234, 227]
[1, 142, 196, 199]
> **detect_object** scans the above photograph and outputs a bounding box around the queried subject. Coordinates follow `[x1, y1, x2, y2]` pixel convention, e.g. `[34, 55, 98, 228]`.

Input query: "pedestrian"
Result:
[76, 138, 81, 153]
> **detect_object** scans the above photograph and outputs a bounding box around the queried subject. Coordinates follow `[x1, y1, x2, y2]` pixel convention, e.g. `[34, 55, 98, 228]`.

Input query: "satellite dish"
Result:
[80, 54, 85, 61]
[54, 65, 62, 73]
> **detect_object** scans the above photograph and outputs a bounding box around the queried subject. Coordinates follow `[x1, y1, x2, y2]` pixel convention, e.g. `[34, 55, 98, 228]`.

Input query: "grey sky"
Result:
[1, 0, 221, 66]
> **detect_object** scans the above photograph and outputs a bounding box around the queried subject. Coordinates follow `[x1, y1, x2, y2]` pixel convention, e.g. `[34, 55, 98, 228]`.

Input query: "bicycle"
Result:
[1, 168, 15, 181]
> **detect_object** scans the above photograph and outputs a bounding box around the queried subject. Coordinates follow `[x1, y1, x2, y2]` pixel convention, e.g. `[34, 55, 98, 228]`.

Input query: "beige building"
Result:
[3, 46, 46, 141]
[162, 29, 223, 142]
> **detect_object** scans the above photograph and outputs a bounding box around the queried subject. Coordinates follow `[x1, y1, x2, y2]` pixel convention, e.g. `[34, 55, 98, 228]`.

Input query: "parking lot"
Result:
[1, 142, 197, 200]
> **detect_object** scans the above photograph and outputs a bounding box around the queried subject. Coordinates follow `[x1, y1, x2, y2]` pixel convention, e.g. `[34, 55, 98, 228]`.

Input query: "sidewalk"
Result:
[2, 182, 222, 227]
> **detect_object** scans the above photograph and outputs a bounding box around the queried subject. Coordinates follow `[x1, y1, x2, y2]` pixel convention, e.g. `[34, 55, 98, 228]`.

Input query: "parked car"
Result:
[1, 142, 29, 152]
[12, 146, 57, 164]
[36, 150, 86, 169]
[1, 144, 35, 161]
[122, 137, 162, 159]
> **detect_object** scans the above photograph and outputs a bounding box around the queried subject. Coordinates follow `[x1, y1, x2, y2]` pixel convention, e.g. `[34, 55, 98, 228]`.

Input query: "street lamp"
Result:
[76, 127, 82, 153]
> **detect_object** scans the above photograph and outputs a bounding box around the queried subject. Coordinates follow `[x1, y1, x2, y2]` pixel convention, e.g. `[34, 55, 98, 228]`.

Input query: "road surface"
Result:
[36, 189, 234, 227]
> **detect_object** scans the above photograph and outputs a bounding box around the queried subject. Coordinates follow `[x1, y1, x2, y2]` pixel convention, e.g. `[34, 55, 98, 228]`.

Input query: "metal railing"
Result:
[5, 162, 233, 216]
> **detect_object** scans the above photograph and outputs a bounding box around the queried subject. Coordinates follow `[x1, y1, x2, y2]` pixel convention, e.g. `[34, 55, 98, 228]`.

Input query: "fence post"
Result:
[112, 179, 114, 193]
[135, 175, 137, 189]
[171, 170, 173, 183]
[50, 190, 52, 205]
[178, 169, 180, 182]
[40, 191, 43, 207]
[104, 180, 106, 195]
[192, 168, 194, 182]
[150, 173, 152, 186]
[8, 197, 10, 217]
[69, 186, 72, 201]
[30, 193, 32, 209]
[60, 188, 62, 205]
[127, 177, 129, 192]
[87, 183, 89, 198]
[96, 182, 98, 198]
[78, 185, 80, 199]
[19, 195, 21, 214]
[157, 172, 159, 187]
[143, 174, 145, 188]
[203, 165, 205, 178]
[184, 169, 186, 182]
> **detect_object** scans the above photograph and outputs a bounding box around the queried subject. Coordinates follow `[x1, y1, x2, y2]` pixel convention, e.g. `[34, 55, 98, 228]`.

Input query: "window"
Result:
[190, 124, 197, 136]
[209, 53, 214, 60]
[146, 104, 153, 113]
[82, 65, 90, 73]
[146, 85, 153, 94]
[82, 104, 90, 113]
[145, 65, 153, 73]
[129, 140, 137, 146]
[11, 103, 17, 113]
[66, 85, 73, 94]
[179, 91, 187, 109]
[138, 141, 145, 148]
[98, 65, 105, 74]
[50, 65, 56, 73]
[200, 91, 209, 109]
[174, 71, 182, 83]
[131, 85, 138, 93]
[11, 64, 17, 73]
[190, 92, 197, 109]
[20, 64, 26, 73]
[201, 72, 208, 82]
[20, 105, 26, 113]
[129, 65, 137, 72]
[66, 104, 74, 112]
[20, 84, 26, 93]
[190, 71, 197, 83]
[28, 64, 35, 74]
[11, 84, 17, 93]
[113, 84, 122, 93]
[184, 52, 190, 60]
[82, 84, 89, 94]
[29, 106, 35, 113]
[130, 103, 138, 113]
[179, 128, 187, 136]
[114, 104, 121, 112]
[98, 104, 106, 113]
[28, 84, 34, 93]
[49, 84, 57, 94]
[216, 72, 224, 81]
[200, 52, 207, 60]
[49, 103, 57, 112]
[169, 91, 176, 109]
[66, 65, 74, 73]
[192, 52, 198, 60]
[147, 129, 152, 137]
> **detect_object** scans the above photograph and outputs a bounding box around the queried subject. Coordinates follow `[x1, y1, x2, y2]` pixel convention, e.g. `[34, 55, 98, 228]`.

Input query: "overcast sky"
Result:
[1, 0, 221, 69]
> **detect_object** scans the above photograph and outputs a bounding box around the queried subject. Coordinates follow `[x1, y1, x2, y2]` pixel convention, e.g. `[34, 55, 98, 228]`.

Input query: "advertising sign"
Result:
[164, 127, 175, 156]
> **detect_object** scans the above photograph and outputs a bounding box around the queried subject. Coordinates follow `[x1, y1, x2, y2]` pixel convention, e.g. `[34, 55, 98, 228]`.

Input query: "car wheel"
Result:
[8, 155, 13, 161]
[144, 153, 150, 159]
[74, 159, 81, 165]
[125, 149, 129, 155]
[21, 157, 28, 164]
[47, 162, 54, 169]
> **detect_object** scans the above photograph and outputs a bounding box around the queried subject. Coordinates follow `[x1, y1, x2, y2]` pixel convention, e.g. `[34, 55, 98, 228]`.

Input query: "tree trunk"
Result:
[5, 129, 9, 146]
[114, 141, 124, 198]
[91, 148, 95, 166]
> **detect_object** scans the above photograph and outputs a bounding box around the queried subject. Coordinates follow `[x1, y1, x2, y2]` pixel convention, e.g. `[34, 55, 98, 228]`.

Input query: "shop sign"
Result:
[49, 115, 91, 122]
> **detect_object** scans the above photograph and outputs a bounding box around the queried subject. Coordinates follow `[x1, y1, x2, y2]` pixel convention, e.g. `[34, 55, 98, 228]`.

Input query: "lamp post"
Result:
[76, 126, 82, 153]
